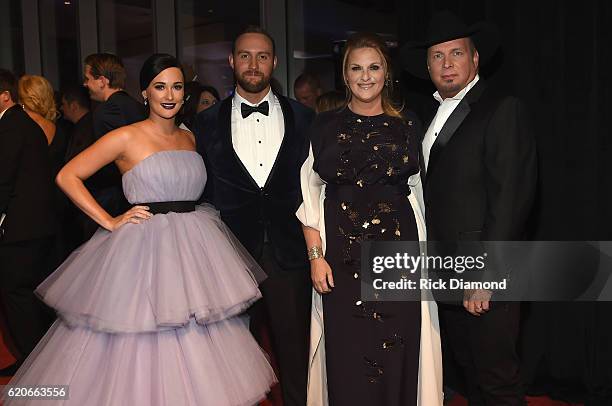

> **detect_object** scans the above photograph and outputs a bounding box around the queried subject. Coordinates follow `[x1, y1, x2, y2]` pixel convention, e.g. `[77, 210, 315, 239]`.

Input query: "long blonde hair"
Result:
[18, 75, 58, 121]
[342, 32, 403, 118]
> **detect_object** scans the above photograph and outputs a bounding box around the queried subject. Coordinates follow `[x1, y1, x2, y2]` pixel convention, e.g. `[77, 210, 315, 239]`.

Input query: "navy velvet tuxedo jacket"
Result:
[194, 94, 315, 270]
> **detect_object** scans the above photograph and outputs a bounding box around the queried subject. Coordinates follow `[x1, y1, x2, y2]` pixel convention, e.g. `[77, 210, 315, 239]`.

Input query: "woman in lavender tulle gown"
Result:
[3, 54, 275, 405]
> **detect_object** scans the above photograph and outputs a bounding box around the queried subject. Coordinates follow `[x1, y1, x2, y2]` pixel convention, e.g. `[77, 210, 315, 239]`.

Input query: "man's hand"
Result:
[463, 289, 492, 316]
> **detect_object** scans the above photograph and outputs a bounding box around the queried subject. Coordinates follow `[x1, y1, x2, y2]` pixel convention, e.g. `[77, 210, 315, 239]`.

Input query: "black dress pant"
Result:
[440, 302, 525, 406]
[0, 237, 55, 363]
[249, 243, 311, 406]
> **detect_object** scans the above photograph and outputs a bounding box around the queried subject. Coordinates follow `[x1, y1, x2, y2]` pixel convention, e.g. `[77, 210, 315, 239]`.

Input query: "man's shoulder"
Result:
[192, 99, 229, 144]
[195, 99, 225, 130]
[108, 90, 139, 104]
[105, 91, 144, 113]
[470, 81, 520, 109]
[281, 96, 315, 119]
[200, 100, 224, 121]
[96, 91, 145, 126]
[0, 106, 47, 147]
[2, 106, 41, 133]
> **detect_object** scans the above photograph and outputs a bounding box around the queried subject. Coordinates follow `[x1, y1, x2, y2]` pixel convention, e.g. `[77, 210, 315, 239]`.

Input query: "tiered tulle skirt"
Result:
[4, 206, 276, 405]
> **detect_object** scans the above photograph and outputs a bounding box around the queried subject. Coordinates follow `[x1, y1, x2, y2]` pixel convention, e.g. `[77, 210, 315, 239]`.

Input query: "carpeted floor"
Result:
[0, 332, 583, 406]
[0, 331, 15, 386]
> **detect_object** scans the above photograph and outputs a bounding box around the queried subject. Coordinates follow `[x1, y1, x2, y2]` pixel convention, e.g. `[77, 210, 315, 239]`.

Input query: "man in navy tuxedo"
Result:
[194, 27, 314, 406]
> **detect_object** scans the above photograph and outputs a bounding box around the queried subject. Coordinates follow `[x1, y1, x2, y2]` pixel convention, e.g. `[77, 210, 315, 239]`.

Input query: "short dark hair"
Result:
[139, 53, 183, 91]
[294, 72, 322, 91]
[62, 84, 91, 110]
[0, 69, 18, 102]
[232, 25, 276, 57]
[84, 53, 127, 89]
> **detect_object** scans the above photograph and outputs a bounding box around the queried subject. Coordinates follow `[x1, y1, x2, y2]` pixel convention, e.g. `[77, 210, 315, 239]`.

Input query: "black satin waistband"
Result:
[325, 183, 410, 201]
[135, 201, 196, 214]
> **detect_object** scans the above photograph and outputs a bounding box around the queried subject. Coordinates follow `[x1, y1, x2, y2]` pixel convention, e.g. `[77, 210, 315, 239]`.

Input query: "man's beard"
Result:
[438, 82, 462, 98]
[235, 71, 270, 94]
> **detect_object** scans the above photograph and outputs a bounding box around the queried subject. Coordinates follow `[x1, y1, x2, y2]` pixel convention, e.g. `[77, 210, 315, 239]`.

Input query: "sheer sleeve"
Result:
[296, 143, 327, 251]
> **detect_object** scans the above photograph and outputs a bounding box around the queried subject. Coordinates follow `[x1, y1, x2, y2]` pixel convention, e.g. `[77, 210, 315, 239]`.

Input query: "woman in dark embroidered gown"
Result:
[297, 33, 442, 405]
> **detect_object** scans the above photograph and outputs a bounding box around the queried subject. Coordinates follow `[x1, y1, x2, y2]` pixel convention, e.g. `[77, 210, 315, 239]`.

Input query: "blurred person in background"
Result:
[18, 75, 59, 146]
[82, 53, 145, 217]
[294, 72, 322, 110]
[315, 90, 345, 113]
[178, 81, 220, 131]
[0, 69, 56, 377]
[59, 85, 97, 254]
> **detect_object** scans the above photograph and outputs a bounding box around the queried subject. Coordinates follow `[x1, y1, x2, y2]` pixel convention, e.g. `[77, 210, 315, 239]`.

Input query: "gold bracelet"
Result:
[308, 246, 324, 261]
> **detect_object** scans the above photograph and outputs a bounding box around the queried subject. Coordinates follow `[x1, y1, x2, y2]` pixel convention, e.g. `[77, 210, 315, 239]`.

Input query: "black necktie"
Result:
[241, 101, 269, 118]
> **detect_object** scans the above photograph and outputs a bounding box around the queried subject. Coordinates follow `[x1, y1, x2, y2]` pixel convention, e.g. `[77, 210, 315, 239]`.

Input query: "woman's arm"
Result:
[55, 128, 151, 231]
[303, 225, 334, 294]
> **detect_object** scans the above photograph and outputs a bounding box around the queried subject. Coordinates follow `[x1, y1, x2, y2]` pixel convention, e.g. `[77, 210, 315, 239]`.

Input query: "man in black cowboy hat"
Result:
[401, 10, 537, 406]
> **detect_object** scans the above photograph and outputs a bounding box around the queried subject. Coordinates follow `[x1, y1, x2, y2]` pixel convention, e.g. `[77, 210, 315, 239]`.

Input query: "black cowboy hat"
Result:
[400, 10, 500, 79]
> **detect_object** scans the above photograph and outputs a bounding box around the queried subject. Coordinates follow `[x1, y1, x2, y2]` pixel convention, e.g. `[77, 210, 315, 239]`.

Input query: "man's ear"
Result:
[100, 75, 110, 89]
[473, 49, 480, 71]
[228, 54, 234, 70]
[273, 55, 278, 70]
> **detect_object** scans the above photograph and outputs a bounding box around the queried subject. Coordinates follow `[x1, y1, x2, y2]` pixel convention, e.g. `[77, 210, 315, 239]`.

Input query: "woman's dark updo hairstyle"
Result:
[139, 53, 183, 91]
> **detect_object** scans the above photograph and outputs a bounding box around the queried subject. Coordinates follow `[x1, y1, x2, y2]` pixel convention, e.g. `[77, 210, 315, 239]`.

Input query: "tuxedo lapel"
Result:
[427, 100, 470, 175]
[426, 80, 486, 176]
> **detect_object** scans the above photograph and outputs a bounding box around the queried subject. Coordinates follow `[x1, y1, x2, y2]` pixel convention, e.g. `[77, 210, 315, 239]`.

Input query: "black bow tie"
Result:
[241, 101, 269, 118]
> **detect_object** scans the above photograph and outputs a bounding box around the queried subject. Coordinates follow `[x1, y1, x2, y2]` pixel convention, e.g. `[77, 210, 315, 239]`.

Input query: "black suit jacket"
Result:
[422, 80, 537, 294]
[93, 90, 145, 139]
[91, 91, 145, 215]
[423, 79, 536, 241]
[193, 94, 315, 270]
[65, 111, 95, 162]
[0, 105, 56, 243]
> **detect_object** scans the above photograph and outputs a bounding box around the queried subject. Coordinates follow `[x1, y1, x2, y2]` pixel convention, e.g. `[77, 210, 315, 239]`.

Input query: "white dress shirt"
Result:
[231, 88, 285, 187]
[422, 75, 480, 170]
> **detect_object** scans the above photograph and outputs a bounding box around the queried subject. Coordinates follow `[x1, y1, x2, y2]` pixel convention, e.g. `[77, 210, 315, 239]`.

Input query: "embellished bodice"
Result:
[313, 108, 419, 189]
[121, 150, 206, 204]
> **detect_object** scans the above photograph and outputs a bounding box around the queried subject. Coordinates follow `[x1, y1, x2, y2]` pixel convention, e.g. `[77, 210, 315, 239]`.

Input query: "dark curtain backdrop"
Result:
[395, 1, 612, 404]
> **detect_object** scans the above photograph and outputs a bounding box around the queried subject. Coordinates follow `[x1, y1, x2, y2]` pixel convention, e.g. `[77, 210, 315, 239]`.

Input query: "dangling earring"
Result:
[144, 98, 148, 106]
[384, 77, 391, 87]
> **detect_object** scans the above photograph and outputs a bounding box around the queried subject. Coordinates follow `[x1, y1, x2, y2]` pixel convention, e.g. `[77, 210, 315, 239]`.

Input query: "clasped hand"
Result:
[463, 288, 492, 316]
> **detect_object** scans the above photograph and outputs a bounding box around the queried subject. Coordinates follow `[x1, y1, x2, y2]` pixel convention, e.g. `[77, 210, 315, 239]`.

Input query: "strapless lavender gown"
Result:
[4, 150, 275, 406]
